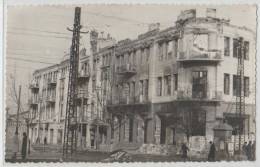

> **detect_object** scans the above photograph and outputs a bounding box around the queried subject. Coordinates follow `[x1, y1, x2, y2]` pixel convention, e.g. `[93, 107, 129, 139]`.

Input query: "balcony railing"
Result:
[110, 95, 148, 105]
[177, 49, 222, 62]
[47, 78, 57, 87]
[28, 98, 38, 106]
[46, 95, 56, 103]
[76, 89, 89, 99]
[117, 64, 137, 75]
[177, 90, 222, 101]
[29, 82, 39, 90]
[78, 70, 90, 80]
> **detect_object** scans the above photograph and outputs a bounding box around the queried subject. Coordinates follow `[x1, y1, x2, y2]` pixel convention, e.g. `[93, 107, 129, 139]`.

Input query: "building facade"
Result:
[28, 9, 256, 154]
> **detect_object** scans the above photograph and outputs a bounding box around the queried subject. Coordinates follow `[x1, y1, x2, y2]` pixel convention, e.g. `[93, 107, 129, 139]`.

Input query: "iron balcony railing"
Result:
[178, 49, 222, 62]
[78, 70, 90, 80]
[177, 90, 223, 101]
[29, 82, 39, 90]
[117, 64, 137, 75]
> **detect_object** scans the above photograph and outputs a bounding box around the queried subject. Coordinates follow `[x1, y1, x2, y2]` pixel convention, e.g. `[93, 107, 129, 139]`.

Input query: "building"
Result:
[28, 8, 256, 154]
[28, 30, 116, 150]
[98, 9, 256, 154]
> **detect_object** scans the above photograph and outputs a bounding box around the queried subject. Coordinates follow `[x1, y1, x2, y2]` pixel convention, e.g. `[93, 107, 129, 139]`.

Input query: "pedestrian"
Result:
[208, 141, 216, 161]
[246, 141, 252, 160]
[181, 143, 189, 161]
[251, 141, 256, 161]
[21, 132, 27, 160]
[44, 136, 47, 152]
[242, 142, 247, 155]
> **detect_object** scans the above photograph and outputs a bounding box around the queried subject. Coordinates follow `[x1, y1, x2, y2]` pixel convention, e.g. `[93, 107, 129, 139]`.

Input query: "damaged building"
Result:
[28, 8, 256, 155]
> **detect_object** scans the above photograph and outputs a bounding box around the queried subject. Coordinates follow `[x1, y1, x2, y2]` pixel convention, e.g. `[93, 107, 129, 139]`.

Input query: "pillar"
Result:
[86, 124, 90, 147]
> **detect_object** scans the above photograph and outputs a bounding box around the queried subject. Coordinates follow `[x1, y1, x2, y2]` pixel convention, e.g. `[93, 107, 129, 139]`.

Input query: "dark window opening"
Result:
[129, 118, 134, 143]
[192, 71, 207, 98]
[224, 73, 230, 95]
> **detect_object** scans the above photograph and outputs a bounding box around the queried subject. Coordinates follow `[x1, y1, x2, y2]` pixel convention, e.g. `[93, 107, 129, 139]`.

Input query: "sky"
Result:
[5, 4, 256, 114]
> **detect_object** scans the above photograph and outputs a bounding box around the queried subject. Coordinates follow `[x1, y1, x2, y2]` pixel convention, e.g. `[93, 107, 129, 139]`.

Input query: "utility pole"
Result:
[236, 37, 245, 154]
[15, 85, 21, 153]
[63, 7, 84, 158]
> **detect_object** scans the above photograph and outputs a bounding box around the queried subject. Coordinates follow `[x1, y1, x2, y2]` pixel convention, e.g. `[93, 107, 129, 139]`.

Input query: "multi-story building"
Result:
[28, 30, 116, 150]
[98, 9, 256, 154]
[28, 8, 256, 154]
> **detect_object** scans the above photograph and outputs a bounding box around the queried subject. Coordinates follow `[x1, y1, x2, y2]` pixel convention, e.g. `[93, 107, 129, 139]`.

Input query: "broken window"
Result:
[244, 41, 249, 60]
[157, 77, 162, 96]
[233, 38, 239, 57]
[192, 71, 207, 98]
[193, 34, 208, 51]
[224, 36, 230, 56]
[167, 41, 173, 59]
[164, 75, 171, 96]
[224, 73, 230, 95]
[244, 76, 250, 97]
[146, 47, 150, 62]
[174, 74, 178, 91]
[158, 43, 163, 61]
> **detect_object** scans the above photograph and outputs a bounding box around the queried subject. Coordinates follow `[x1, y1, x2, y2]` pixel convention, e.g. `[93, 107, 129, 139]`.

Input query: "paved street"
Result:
[6, 148, 209, 163]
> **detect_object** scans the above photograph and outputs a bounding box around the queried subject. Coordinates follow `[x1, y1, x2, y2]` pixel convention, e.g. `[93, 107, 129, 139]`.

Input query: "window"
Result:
[174, 74, 178, 91]
[193, 34, 208, 50]
[139, 80, 144, 96]
[146, 47, 150, 62]
[244, 41, 249, 60]
[132, 51, 136, 65]
[144, 79, 149, 99]
[141, 49, 144, 64]
[244, 77, 250, 97]
[158, 43, 163, 61]
[167, 41, 173, 59]
[224, 73, 230, 95]
[173, 39, 178, 57]
[233, 38, 239, 57]
[233, 75, 240, 96]
[164, 75, 171, 96]
[192, 71, 207, 98]
[157, 77, 162, 96]
[224, 37, 230, 56]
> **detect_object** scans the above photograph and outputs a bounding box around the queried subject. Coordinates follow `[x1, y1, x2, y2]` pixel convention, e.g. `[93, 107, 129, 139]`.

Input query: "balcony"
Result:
[47, 78, 57, 87]
[78, 70, 90, 81]
[29, 82, 39, 91]
[177, 48, 222, 63]
[46, 95, 56, 103]
[28, 98, 38, 106]
[177, 90, 222, 102]
[76, 89, 89, 103]
[117, 64, 137, 76]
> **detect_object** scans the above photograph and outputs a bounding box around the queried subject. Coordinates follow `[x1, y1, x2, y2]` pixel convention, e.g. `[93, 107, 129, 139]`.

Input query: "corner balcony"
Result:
[177, 90, 223, 102]
[78, 70, 90, 81]
[46, 95, 56, 103]
[177, 48, 222, 63]
[29, 83, 39, 91]
[117, 64, 137, 76]
[47, 78, 57, 87]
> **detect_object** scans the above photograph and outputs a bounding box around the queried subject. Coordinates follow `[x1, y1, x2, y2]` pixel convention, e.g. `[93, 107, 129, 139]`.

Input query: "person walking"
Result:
[181, 143, 189, 161]
[208, 141, 216, 161]
[44, 136, 47, 152]
[246, 141, 252, 160]
[242, 142, 247, 156]
[21, 132, 27, 160]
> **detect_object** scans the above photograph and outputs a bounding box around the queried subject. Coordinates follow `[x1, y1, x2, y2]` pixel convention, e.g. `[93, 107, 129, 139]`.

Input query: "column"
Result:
[86, 124, 90, 147]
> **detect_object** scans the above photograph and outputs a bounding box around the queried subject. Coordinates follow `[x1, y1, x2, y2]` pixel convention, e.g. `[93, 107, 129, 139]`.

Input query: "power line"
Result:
[7, 52, 63, 60]
[9, 27, 71, 36]
[7, 31, 72, 40]
[7, 57, 57, 65]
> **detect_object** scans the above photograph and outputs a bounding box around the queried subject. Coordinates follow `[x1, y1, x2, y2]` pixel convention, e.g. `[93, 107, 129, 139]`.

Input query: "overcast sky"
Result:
[5, 4, 256, 114]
